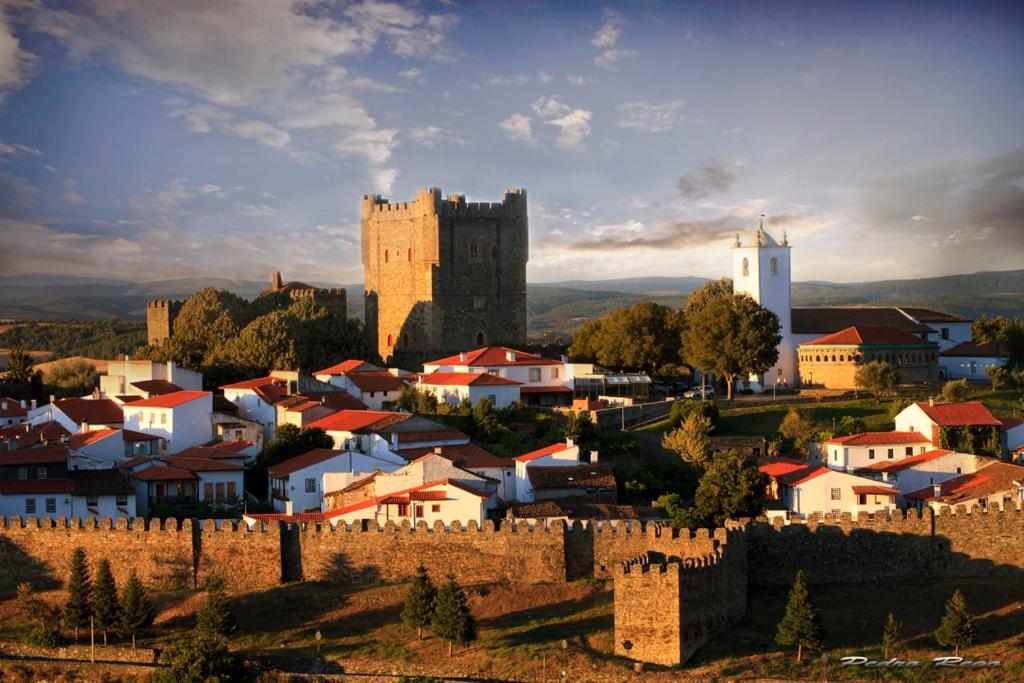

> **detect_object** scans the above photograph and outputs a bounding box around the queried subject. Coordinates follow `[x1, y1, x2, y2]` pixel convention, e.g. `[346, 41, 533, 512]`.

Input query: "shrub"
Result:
[25, 627, 62, 649]
[939, 379, 970, 403]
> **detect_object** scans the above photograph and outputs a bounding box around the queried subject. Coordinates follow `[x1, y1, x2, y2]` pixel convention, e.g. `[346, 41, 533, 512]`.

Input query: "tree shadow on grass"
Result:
[477, 589, 611, 630]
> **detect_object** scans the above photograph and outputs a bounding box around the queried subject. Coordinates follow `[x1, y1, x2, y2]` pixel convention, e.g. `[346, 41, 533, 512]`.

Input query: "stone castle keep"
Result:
[1, 505, 1021, 667]
[361, 187, 529, 364]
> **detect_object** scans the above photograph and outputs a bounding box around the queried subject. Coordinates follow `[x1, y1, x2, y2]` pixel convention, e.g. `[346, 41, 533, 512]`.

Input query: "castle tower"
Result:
[361, 187, 529, 364]
[731, 222, 796, 388]
[146, 300, 184, 346]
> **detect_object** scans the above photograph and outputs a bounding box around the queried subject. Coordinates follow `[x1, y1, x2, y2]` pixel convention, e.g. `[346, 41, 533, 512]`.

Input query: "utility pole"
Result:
[90, 616, 95, 663]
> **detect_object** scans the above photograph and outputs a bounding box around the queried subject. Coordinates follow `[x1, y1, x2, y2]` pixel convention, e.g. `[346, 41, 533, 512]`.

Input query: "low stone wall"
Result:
[591, 399, 675, 430]
[0, 642, 158, 665]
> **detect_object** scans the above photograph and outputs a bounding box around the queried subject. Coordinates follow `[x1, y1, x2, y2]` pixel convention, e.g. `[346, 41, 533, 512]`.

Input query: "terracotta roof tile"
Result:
[54, 398, 124, 425]
[940, 341, 1009, 358]
[419, 371, 522, 387]
[514, 441, 575, 462]
[131, 465, 197, 481]
[905, 462, 1024, 503]
[130, 379, 183, 396]
[856, 449, 956, 474]
[123, 390, 210, 409]
[792, 308, 934, 335]
[527, 463, 615, 490]
[401, 443, 513, 469]
[307, 410, 404, 433]
[0, 398, 28, 419]
[315, 359, 380, 375]
[777, 465, 830, 486]
[347, 371, 406, 392]
[759, 457, 811, 478]
[898, 307, 971, 323]
[803, 325, 935, 346]
[851, 485, 898, 496]
[424, 346, 562, 368]
[160, 456, 243, 472]
[69, 469, 134, 496]
[267, 448, 347, 478]
[0, 479, 74, 494]
[0, 444, 69, 466]
[915, 401, 1001, 427]
[825, 431, 930, 446]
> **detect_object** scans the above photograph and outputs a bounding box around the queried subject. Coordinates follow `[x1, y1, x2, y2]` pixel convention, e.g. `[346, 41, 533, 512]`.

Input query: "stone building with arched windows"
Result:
[797, 325, 940, 389]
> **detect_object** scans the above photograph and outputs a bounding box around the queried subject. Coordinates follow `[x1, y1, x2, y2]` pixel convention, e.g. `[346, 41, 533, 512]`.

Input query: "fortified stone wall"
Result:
[195, 519, 283, 591]
[747, 503, 1024, 589]
[361, 187, 528, 364]
[613, 524, 747, 666]
[145, 299, 183, 346]
[0, 517, 193, 596]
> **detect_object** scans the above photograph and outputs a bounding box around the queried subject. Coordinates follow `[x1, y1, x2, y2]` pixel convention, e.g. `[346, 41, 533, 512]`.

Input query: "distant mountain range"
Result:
[2, 269, 1021, 340]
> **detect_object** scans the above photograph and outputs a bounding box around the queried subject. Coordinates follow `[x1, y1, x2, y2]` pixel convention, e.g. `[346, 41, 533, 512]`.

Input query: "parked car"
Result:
[683, 386, 714, 400]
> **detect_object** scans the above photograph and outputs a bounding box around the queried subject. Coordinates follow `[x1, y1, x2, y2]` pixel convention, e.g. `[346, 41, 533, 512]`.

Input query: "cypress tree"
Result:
[120, 570, 156, 649]
[93, 559, 120, 646]
[196, 577, 236, 639]
[934, 589, 977, 657]
[401, 564, 437, 639]
[65, 547, 93, 642]
[774, 569, 823, 662]
[881, 612, 901, 659]
[431, 574, 477, 657]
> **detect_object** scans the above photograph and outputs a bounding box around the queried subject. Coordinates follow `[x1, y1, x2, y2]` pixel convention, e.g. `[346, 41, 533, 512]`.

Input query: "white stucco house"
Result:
[854, 449, 989, 506]
[401, 444, 515, 500]
[268, 448, 405, 514]
[121, 390, 213, 454]
[100, 359, 203, 397]
[894, 400, 1003, 451]
[416, 371, 522, 408]
[0, 398, 29, 427]
[31, 397, 124, 434]
[68, 427, 161, 462]
[761, 461, 897, 520]
[822, 431, 933, 473]
[220, 376, 289, 444]
[422, 346, 573, 406]
[939, 341, 1009, 380]
[512, 439, 582, 503]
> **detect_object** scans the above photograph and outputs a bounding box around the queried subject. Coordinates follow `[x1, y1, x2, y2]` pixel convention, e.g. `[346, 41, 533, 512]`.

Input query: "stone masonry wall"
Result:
[0, 517, 193, 596]
[195, 519, 282, 591]
[747, 503, 1024, 589]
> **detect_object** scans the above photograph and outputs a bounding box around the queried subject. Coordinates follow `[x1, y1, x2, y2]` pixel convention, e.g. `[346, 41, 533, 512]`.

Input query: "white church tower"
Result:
[731, 220, 796, 389]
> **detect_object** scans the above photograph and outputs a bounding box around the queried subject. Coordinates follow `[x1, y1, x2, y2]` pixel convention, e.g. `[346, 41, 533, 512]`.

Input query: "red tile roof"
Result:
[70, 469, 134, 496]
[123, 390, 210, 409]
[759, 457, 811, 478]
[803, 325, 935, 346]
[791, 308, 934, 335]
[115, 395, 144, 404]
[856, 449, 956, 474]
[527, 463, 615, 490]
[514, 441, 576, 462]
[267, 448, 347, 478]
[308, 410, 404, 433]
[777, 465, 831, 486]
[302, 392, 368, 411]
[315, 360, 380, 375]
[122, 428, 160, 442]
[119, 455, 152, 469]
[393, 429, 469, 445]
[216, 439, 256, 452]
[0, 444, 69, 466]
[160, 456, 243, 472]
[898, 307, 970, 323]
[424, 346, 562, 368]
[346, 371, 406, 392]
[130, 465, 197, 481]
[825, 431, 930, 446]
[0, 398, 27, 419]
[68, 428, 119, 449]
[1000, 417, 1024, 431]
[904, 462, 1024, 503]
[54, 398, 124, 425]
[851, 486, 898, 496]
[401, 443, 513, 469]
[520, 385, 573, 394]
[0, 479, 74, 494]
[940, 341, 1008, 358]
[173, 445, 245, 461]
[130, 379, 183, 396]
[419, 372, 522, 387]
[220, 377, 288, 404]
[915, 401, 1001, 427]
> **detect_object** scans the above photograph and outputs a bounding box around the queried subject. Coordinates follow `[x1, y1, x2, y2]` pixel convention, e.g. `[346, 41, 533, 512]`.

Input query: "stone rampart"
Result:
[747, 503, 1024, 589]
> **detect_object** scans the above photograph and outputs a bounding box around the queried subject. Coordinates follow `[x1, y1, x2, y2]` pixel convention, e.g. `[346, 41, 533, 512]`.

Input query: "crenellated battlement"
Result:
[362, 187, 527, 218]
[145, 299, 184, 310]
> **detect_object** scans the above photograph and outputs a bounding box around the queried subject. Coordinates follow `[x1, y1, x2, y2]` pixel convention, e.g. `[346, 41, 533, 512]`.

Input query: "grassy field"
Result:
[1, 576, 1021, 681]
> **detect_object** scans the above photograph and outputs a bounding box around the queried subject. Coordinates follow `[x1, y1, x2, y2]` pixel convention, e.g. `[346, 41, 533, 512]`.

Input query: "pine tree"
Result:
[774, 570, 823, 662]
[401, 564, 437, 639]
[431, 574, 477, 656]
[120, 570, 155, 649]
[934, 589, 977, 657]
[93, 559, 120, 646]
[196, 577, 236, 639]
[65, 547, 92, 642]
[881, 612, 901, 659]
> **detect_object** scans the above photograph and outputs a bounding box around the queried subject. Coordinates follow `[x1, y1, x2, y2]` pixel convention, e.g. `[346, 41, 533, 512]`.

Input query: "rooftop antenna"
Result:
[757, 214, 765, 245]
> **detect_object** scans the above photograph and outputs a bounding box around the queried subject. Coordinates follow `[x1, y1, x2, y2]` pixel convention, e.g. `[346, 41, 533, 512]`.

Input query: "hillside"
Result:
[1, 270, 1020, 342]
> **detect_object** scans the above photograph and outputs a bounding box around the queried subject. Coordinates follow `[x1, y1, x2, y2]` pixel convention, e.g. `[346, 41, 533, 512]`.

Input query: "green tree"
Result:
[196, 578, 236, 639]
[152, 635, 244, 683]
[214, 309, 298, 376]
[431, 574, 477, 656]
[471, 397, 503, 441]
[16, 582, 63, 648]
[4, 348, 34, 382]
[120, 570, 155, 649]
[688, 449, 766, 527]
[662, 411, 713, 465]
[65, 547, 92, 641]
[258, 424, 334, 468]
[940, 379, 970, 403]
[985, 365, 1008, 391]
[42, 358, 100, 394]
[882, 612, 902, 659]
[775, 569, 823, 662]
[568, 301, 686, 375]
[561, 411, 597, 451]
[973, 315, 1024, 369]
[835, 415, 866, 437]
[681, 279, 781, 400]
[779, 408, 819, 453]
[167, 287, 252, 369]
[855, 360, 897, 399]
[92, 559, 120, 645]
[934, 589, 977, 657]
[668, 399, 719, 430]
[402, 565, 437, 639]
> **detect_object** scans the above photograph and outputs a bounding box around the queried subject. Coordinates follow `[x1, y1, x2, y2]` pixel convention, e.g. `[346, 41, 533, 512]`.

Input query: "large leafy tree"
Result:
[65, 547, 92, 641]
[662, 411, 713, 465]
[972, 314, 1024, 369]
[402, 564, 437, 639]
[681, 279, 781, 400]
[684, 449, 766, 527]
[854, 360, 897, 399]
[934, 589, 977, 657]
[4, 348, 34, 382]
[569, 301, 686, 375]
[259, 425, 335, 468]
[93, 559, 120, 645]
[214, 309, 298, 375]
[168, 288, 252, 369]
[775, 569, 824, 662]
[432, 574, 477, 656]
[120, 570, 155, 649]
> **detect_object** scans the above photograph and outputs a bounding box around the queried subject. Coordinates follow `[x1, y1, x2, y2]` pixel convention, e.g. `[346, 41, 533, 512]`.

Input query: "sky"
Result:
[0, 0, 1022, 286]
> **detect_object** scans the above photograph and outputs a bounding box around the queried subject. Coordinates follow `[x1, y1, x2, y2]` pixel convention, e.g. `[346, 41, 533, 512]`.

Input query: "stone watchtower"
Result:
[146, 300, 183, 345]
[361, 187, 528, 364]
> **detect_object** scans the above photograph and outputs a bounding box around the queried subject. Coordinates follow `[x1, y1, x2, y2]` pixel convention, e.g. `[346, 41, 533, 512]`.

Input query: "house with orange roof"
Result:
[32, 397, 124, 433]
[512, 439, 582, 502]
[0, 397, 30, 427]
[796, 325, 939, 389]
[905, 461, 1024, 512]
[121, 390, 213, 454]
[314, 361, 410, 410]
[67, 427, 161, 461]
[895, 399, 1004, 454]
[854, 449, 989, 506]
[220, 376, 290, 442]
[822, 431, 933, 472]
[307, 409, 467, 461]
[401, 443, 515, 499]
[759, 460, 897, 520]
[99, 359, 202, 398]
[422, 346, 573, 406]
[416, 371, 522, 408]
[268, 446, 406, 514]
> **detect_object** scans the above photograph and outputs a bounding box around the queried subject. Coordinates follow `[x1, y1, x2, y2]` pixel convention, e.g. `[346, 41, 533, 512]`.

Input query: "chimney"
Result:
[80, 421, 89, 432]
[929, 397, 935, 406]
[434, 446, 443, 455]
[881, 471, 889, 482]
[1, 401, 6, 411]
[390, 432, 399, 450]
[566, 438, 574, 448]
[931, 484, 941, 500]
[49, 394, 55, 405]
[590, 450, 599, 463]
[506, 350, 516, 362]
[560, 355, 569, 363]
[272, 271, 283, 290]
[30, 400, 36, 410]
[458, 352, 468, 362]
[20, 399, 26, 409]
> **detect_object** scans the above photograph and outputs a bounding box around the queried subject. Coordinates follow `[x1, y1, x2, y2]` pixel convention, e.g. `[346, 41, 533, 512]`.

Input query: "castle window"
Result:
[491, 245, 498, 260]
[770, 257, 778, 276]
[476, 332, 484, 346]
[384, 249, 389, 264]
[742, 258, 749, 277]
[387, 334, 393, 347]
[469, 239, 480, 261]
[403, 333, 410, 347]
[473, 296, 485, 309]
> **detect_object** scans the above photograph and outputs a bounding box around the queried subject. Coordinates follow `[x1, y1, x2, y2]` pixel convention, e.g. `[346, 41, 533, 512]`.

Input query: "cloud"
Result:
[369, 167, 398, 194]
[398, 66, 425, 80]
[531, 96, 570, 118]
[407, 125, 466, 148]
[545, 109, 592, 151]
[240, 203, 278, 217]
[591, 8, 624, 49]
[0, 141, 41, 155]
[348, 76, 405, 93]
[910, 214, 930, 222]
[617, 100, 687, 133]
[595, 48, 637, 71]
[171, 104, 292, 149]
[0, 5, 36, 104]
[722, 127, 744, 136]
[144, 177, 227, 211]
[538, 71, 553, 84]
[677, 159, 740, 200]
[499, 113, 533, 143]
[282, 93, 398, 164]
